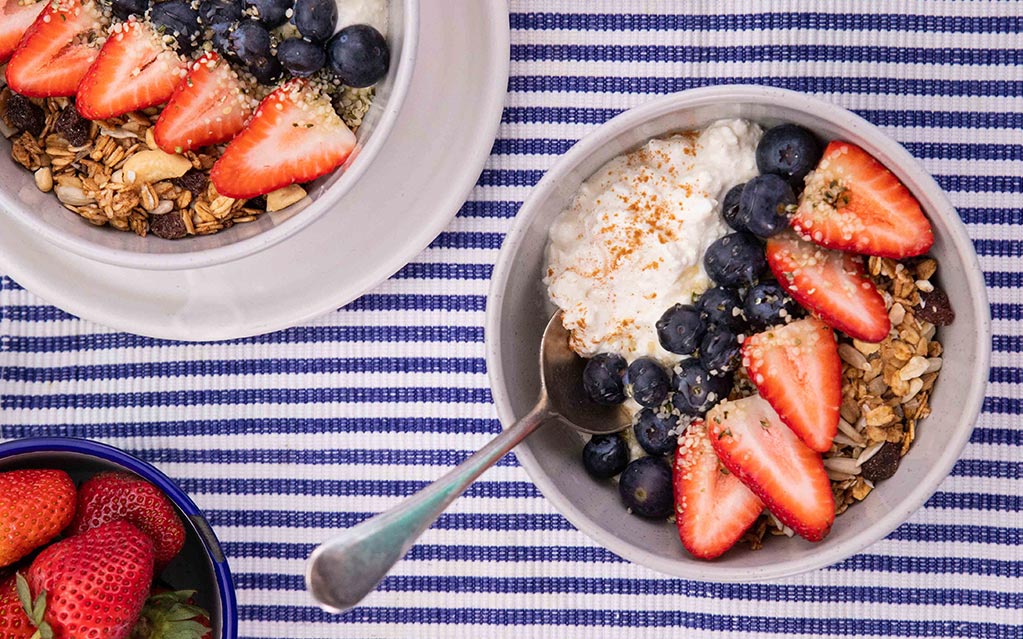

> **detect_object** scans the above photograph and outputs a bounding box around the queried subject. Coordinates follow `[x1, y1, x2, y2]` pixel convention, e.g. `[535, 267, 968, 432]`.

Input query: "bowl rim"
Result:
[484, 84, 992, 581]
[0, 437, 238, 639]
[0, 0, 420, 271]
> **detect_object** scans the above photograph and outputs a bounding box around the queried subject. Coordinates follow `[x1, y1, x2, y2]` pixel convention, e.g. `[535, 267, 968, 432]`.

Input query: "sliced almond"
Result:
[266, 184, 307, 212]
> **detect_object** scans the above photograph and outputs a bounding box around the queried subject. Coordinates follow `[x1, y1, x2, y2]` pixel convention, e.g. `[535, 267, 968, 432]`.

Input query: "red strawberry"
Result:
[742, 317, 841, 453]
[210, 79, 356, 198]
[707, 395, 835, 541]
[0, 0, 45, 64]
[131, 589, 212, 639]
[71, 472, 185, 571]
[153, 51, 256, 154]
[792, 140, 933, 259]
[5, 0, 109, 98]
[674, 419, 764, 559]
[0, 575, 33, 639]
[0, 470, 76, 569]
[766, 231, 890, 343]
[76, 20, 186, 120]
[27, 520, 154, 639]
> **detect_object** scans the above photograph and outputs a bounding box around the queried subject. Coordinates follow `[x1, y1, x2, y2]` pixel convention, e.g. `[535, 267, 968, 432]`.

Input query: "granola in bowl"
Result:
[0, 0, 390, 240]
[546, 118, 954, 559]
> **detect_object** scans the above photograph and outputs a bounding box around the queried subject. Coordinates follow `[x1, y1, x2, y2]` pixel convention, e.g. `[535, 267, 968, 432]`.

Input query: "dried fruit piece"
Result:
[149, 211, 187, 239]
[54, 105, 93, 146]
[171, 169, 208, 196]
[860, 440, 901, 482]
[1, 93, 44, 137]
[916, 288, 955, 326]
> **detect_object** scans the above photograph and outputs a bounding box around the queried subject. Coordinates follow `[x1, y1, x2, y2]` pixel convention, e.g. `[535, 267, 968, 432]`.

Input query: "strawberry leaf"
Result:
[31, 591, 46, 626]
[131, 590, 211, 639]
[15, 572, 31, 616]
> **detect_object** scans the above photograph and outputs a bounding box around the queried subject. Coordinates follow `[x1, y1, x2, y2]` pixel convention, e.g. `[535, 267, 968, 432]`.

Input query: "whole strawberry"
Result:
[28, 520, 155, 639]
[0, 575, 33, 639]
[0, 470, 76, 568]
[71, 472, 185, 571]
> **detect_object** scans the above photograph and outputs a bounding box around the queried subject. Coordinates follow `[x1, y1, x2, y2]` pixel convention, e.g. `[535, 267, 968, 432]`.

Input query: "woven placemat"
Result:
[2, 2, 1020, 637]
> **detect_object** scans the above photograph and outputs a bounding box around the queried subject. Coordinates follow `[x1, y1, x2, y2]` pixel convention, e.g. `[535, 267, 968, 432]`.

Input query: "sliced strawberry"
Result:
[766, 231, 890, 343]
[674, 419, 764, 559]
[210, 79, 356, 199]
[0, 0, 46, 64]
[742, 317, 841, 453]
[707, 395, 835, 542]
[5, 0, 108, 98]
[76, 20, 186, 120]
[792, 140, 933, 259]
[153, 51, 256, 154]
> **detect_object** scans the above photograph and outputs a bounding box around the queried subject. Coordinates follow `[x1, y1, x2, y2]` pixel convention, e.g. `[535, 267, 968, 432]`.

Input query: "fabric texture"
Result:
[2, 1, 1021, 637]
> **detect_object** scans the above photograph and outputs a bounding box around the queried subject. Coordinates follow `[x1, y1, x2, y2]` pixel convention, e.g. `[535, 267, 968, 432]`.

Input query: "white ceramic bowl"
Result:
[485, 85, 991, 581]
[0, 0, 418, 271]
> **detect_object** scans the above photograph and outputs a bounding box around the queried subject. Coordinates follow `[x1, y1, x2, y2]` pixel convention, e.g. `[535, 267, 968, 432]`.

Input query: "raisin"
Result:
[246, 195, 267, 210]
[171, 169, 208, 197]
[3, 93, 44, 137]
[149, 211, 188, 239]
[917, 288, 955, 326]
[55, 105, 93, 146]
[860, 441, 901, 482]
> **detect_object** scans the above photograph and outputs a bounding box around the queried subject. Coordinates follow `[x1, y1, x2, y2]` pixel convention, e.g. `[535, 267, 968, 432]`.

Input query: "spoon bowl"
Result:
[305, 312, 629, 612]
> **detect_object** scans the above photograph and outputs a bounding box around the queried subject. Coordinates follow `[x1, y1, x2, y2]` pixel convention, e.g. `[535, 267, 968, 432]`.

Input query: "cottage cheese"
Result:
[335, 0, 388, 35]
[544, 119, 763, 363]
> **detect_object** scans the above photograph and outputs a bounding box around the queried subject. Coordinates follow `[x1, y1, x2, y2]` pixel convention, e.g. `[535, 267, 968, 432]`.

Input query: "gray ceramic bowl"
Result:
[485, 85, 991, 581]
[0, 0, 418, 270]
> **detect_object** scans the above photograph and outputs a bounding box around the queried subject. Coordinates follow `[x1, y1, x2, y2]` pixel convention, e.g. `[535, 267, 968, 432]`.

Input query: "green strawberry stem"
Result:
[14, 572, 53, 639]
[130, 590, 211, 639]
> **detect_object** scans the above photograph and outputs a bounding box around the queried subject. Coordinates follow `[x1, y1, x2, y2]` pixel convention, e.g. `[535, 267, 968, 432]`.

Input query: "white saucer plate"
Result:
[0, 0, 509, 341]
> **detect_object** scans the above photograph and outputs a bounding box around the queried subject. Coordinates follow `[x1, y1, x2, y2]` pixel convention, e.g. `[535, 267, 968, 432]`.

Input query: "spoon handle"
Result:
[305, 399, 551, 613]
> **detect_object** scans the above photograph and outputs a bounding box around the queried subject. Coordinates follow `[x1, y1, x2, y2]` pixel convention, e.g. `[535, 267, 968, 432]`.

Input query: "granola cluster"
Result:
[740, 255, 949, 547]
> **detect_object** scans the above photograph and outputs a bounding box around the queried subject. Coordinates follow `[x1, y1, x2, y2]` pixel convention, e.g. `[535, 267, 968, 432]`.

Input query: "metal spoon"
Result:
[306, 311, 631, 612]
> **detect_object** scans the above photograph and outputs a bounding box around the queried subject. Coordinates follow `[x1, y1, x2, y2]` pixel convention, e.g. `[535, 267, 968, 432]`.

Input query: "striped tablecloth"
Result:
[2, 2, 1021, 637]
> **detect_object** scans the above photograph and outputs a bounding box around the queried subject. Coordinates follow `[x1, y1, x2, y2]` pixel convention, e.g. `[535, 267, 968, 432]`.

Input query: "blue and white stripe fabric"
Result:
[2, 2, 1021, 637]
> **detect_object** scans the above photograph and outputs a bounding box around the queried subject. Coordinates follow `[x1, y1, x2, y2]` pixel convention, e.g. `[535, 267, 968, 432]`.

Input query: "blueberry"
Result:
[655, 303, 704, 356]
[327, 24, 389, 87]
[111, 0, 149, 20]
[721, 183, 748, 233]
[671, 360, 732, 416]
[619, 457, 673, 519]
[739, 174, 796, 238]
[582, 353, 627, 406]
[699, 327, 741, 376]
[199, 0, 243, 29]
[703, 232, 767, 288]
[756, 123, 822, 187]
[277, 37, 325, 77]
[744, 281, 803, 330]
[150, 0, 201, 54]
[626, 357, 670, 408]
[633, 408, 680, 456]
[582, 434, 629, 479]
[293, 0, 336, 42]
[696, 286, 745, 332]
[211, 25, 234, 57]
[245, 0, 292, 27]
[227, 21, 282, 84]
